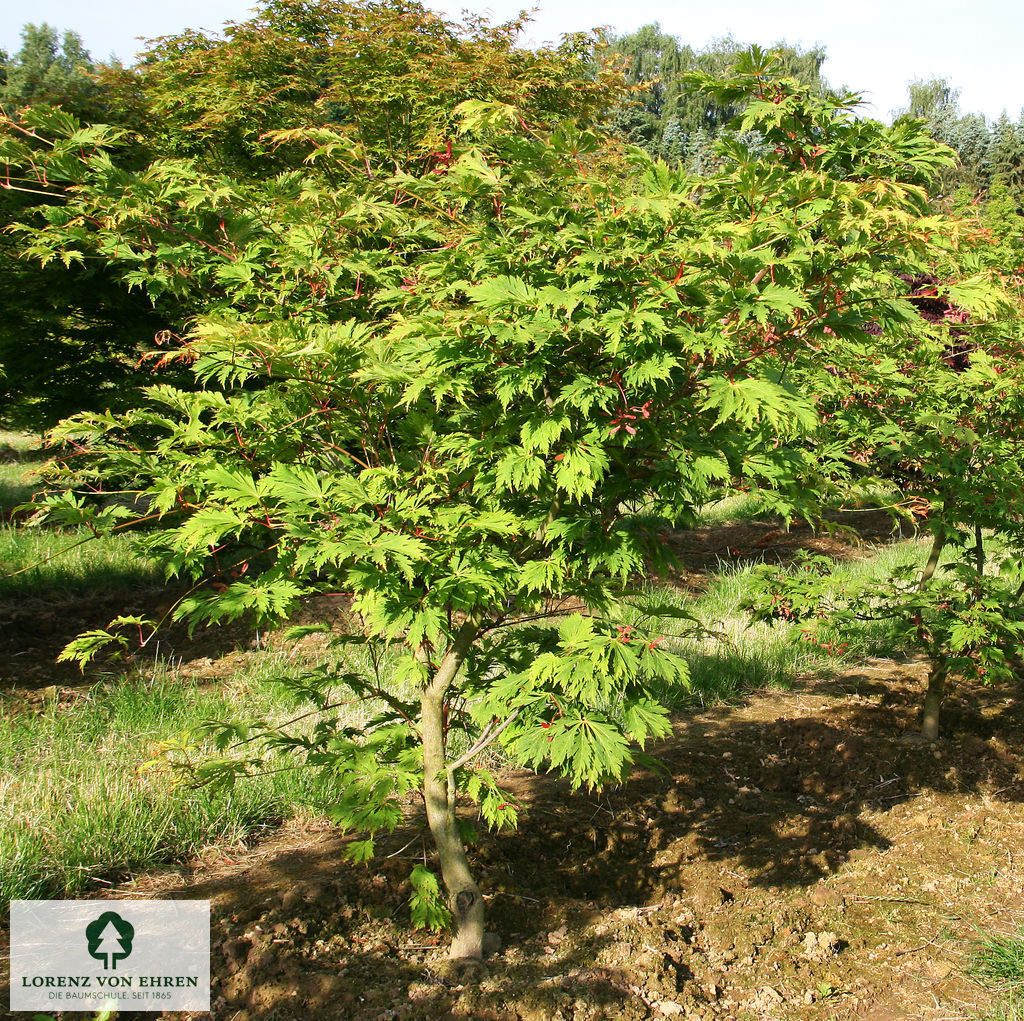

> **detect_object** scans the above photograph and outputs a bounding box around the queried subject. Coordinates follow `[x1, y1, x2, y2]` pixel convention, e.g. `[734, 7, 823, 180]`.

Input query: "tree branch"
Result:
[447, 710, 521, 774]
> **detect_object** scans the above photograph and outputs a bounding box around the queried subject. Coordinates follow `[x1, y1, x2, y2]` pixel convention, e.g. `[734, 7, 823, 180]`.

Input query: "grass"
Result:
[0, 431, 162, 599]
[694, 481, 906, 529]
[971, 927, 1024, 1019]
[0, 662, 341, 901]
[0, 524, 160, 599]
[0, 429, 42, 513]
[627, 534, 936, 710]
[694, 492, 768, 527]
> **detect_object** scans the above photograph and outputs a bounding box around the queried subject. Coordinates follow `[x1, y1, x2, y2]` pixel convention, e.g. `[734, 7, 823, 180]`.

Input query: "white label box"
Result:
[10, 900, 210, 1013]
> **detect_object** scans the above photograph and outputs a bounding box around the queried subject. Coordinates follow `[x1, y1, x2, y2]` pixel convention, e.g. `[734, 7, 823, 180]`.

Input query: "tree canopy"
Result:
[5, 27, 1019, 956]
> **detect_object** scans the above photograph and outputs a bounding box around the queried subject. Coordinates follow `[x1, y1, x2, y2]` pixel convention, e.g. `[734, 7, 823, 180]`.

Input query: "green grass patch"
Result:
[971, 927, 1024, 1019]
[0, 525, 160, 599]
[631, 536, 938, 711]
[0, 430, 43, 513]
[0, 432, 161, 598]
[0, 666, 340, 901]
[695, 492, 770, 527]
[972, 926, 1024, 991]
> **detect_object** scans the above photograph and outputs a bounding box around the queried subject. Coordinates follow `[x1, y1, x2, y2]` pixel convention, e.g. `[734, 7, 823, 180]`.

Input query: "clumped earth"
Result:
[15, 661, 1018, 1021]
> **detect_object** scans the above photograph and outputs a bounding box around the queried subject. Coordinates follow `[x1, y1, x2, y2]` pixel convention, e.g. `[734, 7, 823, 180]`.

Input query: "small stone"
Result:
[809, 885, 844, 908]
[657, 1001, 685, 1016]
[221, 938, 251, 964]
[801, 930, 842, 962]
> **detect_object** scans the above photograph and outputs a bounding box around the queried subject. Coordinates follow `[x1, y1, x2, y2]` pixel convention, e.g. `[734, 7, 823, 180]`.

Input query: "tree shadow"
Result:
[497, 666, 1023, 905]
[0, 581, 262, 693]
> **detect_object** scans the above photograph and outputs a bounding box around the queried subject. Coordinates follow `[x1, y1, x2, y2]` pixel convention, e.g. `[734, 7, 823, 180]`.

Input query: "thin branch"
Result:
[447, 710, 522, 775]
[227, 699, 363, 747]
[478, 609, 571, 633]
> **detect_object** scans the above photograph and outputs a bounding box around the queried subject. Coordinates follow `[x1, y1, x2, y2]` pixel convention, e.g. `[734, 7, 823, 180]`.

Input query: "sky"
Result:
[1, 0, 1022, 123]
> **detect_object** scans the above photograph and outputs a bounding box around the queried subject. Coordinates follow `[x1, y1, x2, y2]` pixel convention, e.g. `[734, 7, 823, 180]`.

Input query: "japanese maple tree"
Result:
[2, 43, 1005, 957]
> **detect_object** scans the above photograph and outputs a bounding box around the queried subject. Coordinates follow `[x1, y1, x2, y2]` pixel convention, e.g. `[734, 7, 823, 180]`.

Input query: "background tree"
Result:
[1, 24, 101, 113]
[896, 76, 1024, 205]
[607, 25, 828, 160]
[990, 112, 1024, 198]
[109, 0, 630, 175]
[0, 1, 632, 431]
[746, 250, 1024, 741]
[0, 26, 175, 431]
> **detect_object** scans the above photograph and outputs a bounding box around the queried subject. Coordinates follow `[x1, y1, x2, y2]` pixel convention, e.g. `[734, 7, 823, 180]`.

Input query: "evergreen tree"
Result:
[896, 77, 1024, 204]
[0, 24, 99, 113]
[945, 114, 993, 195]
[991, 112, 1024, 197]
[685, 126, 715, 175]
[657, 116, 686, 161]
[608, 25, 829, 160]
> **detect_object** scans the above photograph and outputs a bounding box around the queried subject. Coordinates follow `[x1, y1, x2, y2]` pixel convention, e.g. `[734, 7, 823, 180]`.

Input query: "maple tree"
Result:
[747, 269, 1024, 741]
[2, 36, 1015, 958]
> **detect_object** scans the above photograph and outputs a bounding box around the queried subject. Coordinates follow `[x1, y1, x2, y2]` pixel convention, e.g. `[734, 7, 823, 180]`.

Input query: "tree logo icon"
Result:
[85, 911, 135, 970]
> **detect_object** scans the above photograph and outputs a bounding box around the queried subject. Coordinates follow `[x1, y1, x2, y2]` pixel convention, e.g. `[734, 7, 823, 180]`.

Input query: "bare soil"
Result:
[16, 659, 1019, 1021]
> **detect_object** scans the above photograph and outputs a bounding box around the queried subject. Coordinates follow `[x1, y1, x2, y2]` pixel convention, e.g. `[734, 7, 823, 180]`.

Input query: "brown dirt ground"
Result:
[8, 661, 1021, 1021]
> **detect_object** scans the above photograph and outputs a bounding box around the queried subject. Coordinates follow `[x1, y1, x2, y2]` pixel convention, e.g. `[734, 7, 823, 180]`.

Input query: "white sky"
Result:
[1, 0, 1021, 123]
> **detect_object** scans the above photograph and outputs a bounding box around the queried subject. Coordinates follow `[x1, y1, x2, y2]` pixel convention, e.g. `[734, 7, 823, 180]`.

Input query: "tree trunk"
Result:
[918, 525, 948, 742]
[419, 621, 484, 960]
[919, 525, 946, 587]
[921, 659, 946, 742]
